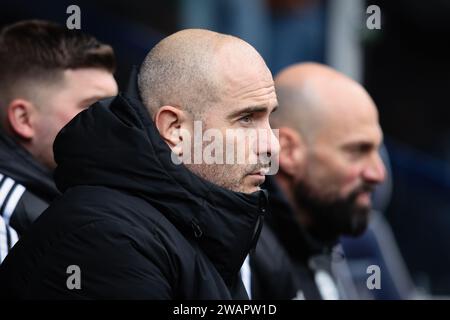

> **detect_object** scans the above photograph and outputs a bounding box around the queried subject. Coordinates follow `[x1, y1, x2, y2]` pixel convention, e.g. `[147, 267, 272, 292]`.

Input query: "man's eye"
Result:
[239, 115, 253, 124]
[347, 144, 372, 158]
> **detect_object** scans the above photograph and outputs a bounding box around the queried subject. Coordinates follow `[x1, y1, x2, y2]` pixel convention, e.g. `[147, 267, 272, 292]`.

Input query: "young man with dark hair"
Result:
[0, 20, 118, 262]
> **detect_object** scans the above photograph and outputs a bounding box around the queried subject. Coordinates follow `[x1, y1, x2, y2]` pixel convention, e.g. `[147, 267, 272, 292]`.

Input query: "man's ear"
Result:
[7, 99, 37, 140]
[154, 106, 189, 154]
[278, 127, 306, 178]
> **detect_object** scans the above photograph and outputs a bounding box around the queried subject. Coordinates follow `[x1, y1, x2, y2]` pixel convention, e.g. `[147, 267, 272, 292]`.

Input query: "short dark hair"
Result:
[0, 19, 116, 109]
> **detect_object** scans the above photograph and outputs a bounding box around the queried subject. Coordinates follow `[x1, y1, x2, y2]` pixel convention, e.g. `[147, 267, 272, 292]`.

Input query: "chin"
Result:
[242, 185, 261, 194]
[348, 212, 371, 236]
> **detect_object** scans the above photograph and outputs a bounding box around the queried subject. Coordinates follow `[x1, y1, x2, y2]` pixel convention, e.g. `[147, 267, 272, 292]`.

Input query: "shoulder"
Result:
[0, 173, 49, 235]
[37, 185, 196, 269]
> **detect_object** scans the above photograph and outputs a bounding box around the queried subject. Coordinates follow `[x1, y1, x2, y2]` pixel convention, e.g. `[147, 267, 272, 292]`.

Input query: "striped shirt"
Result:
[0, 173, 26, 263]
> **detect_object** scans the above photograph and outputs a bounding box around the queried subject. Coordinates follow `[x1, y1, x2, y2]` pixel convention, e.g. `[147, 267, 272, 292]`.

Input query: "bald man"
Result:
[0, 29, 279, 299]
[258, 63, 386, 299]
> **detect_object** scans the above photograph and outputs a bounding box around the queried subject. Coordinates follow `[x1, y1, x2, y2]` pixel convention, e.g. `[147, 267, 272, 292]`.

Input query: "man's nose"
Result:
[362, 153, 386, 184]
[257, 125, 280, 159]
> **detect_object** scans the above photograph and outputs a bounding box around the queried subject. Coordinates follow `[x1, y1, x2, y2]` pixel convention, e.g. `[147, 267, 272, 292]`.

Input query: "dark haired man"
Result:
[0, 20, 117, 262]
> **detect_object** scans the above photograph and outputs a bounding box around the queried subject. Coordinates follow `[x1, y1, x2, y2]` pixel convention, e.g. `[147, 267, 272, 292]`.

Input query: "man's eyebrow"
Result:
[226, 105, 272, 120]
[342, 140, 375, 150]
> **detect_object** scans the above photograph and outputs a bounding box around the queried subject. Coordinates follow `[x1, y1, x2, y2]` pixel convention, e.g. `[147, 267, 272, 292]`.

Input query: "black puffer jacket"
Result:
[0, 80, 267, 299]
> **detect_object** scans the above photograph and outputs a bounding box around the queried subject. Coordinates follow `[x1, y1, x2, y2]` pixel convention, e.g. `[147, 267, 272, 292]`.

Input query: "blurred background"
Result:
[2, 0, 450, 297]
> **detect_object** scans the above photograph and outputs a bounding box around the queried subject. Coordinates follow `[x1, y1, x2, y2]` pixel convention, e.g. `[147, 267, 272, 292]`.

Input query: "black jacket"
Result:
[249, 224, 301, 299]
[263, 177, 349, 300]
[0, 131, 59, 262]
[0, 83, 267, 299]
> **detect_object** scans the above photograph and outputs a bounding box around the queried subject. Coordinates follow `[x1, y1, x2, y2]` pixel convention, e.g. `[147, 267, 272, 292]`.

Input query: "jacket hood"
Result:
[0, 131, 59, 202]
[53, 72, 267, 285]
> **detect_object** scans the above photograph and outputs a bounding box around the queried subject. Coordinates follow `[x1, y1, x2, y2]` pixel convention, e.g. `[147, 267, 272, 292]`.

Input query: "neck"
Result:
[11, 134, 53, 173]
[275, 174, 312, 225]
[275, 174, 339, 247]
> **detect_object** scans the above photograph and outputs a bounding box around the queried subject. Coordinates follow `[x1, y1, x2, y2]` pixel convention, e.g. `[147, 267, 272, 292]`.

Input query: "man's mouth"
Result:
[246, 168, 270, 186]
[248, 167, 270, 176]
[356, 191, 372, 205]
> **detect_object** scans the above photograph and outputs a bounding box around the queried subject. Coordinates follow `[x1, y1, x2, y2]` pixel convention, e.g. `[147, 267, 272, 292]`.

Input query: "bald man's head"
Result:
[138, 29, 278, 194]
[272, 62, 385, 240]
[138, 29, 267, 119]
[272, 63, 378, 144]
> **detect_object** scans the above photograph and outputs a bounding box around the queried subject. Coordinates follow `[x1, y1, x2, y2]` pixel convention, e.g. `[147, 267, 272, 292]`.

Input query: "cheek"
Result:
[55, 107, 83, 130]
[32, 120, 58, 150]
[306, 156, 360, 196]
[222, 129, 255, 164]
[245, 134, 254, 161]
[36, 106, 82, 145]
[65, 107, 83, 122]
[339, 165, 363, 195]
[245, 130, 264, 164]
